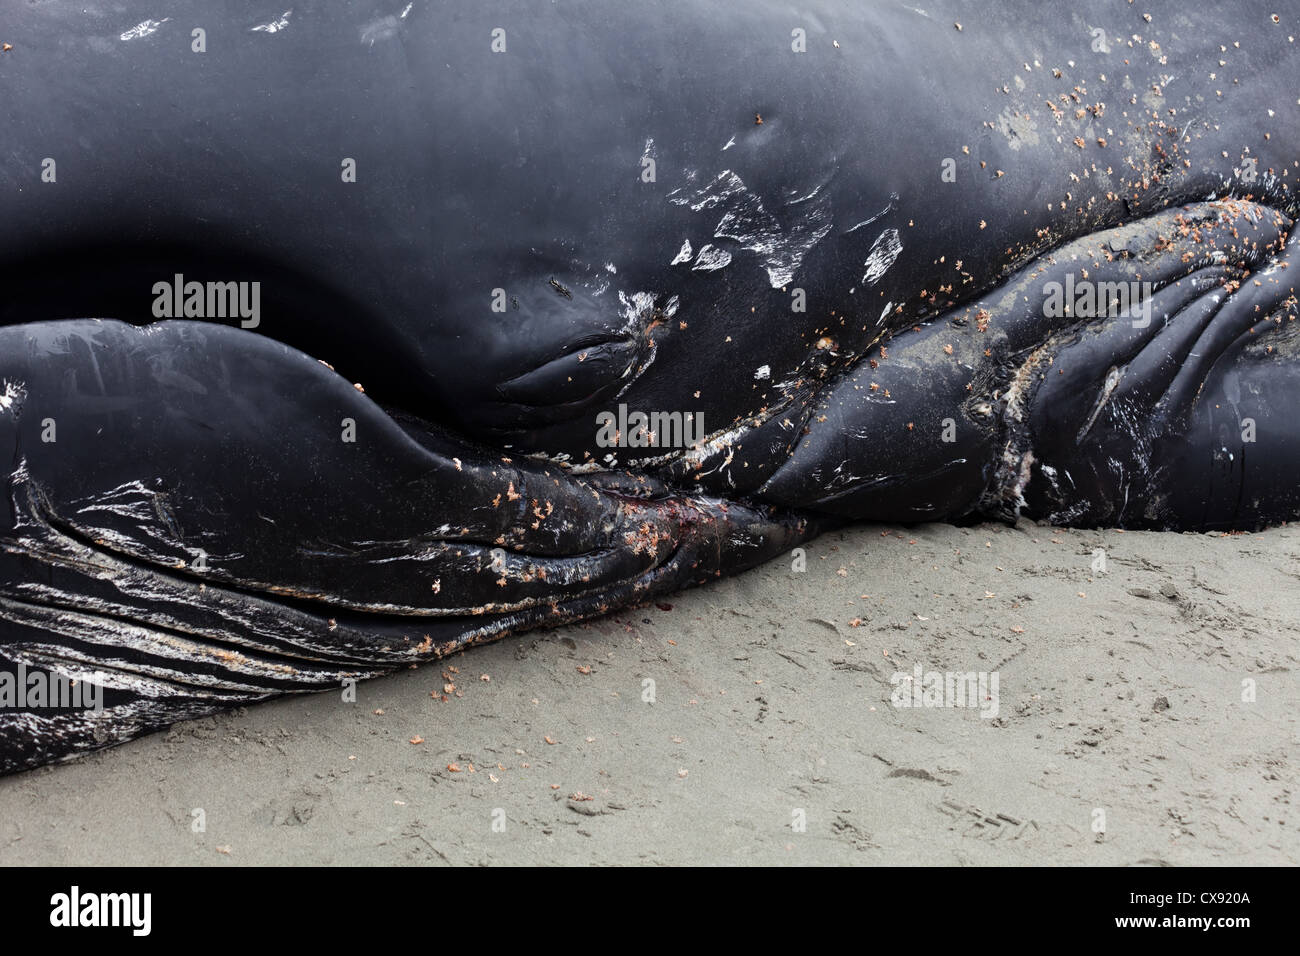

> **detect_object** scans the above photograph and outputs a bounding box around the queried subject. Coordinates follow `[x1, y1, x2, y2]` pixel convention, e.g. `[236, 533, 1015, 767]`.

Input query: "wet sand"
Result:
[1, 520, 1296, 865]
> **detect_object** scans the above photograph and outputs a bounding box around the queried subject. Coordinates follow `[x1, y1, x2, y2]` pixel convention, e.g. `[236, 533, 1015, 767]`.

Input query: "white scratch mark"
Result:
[120, 18, 170, 41]
[786, 181, 828, 205]
[251, 10, 293, 34]
[845, 195, 897, 234]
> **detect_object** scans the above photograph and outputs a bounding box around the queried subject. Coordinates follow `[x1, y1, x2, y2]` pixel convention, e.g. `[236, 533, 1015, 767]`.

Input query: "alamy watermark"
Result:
[1043, 273, 1154, 329]
[595, 404, 703, 449]
[151, 273, 260, 328]
[0, 664, 105, 714]
[50, 886, 150, 936]
[890, 663, 999, 718]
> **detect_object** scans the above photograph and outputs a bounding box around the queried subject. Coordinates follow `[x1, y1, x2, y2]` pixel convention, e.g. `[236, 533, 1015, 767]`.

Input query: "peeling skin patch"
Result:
[616, 291, 658, 332]
[652, 422, 751, 479]
[0, 380, 25, 415]
[671, 239, 694, 265]
[360, 14, 405, 46]
[692, 244, 732, 271]
[862, 228, 903, 285]
[668, 169, 747, 213]
[251, 10, 293, 34]
[669, 169, 833, 288]
[611, 290, 678, 397]
[996, 106, 1040, 150]
[119, 19, 170, 41]
[754, 365, 771, 380]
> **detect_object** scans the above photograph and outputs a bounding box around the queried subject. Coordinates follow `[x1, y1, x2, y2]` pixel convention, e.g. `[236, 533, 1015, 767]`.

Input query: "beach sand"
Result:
[1, 519, 1296, 865]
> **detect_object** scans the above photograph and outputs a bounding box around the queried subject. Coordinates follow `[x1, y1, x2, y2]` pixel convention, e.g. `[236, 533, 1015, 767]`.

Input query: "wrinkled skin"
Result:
[0, 1, 1297, 772]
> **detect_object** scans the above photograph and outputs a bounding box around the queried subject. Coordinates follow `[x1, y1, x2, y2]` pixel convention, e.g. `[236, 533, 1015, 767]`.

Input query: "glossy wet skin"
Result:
[1, 1, 1298, 772]
[4, 1, 1296, 479]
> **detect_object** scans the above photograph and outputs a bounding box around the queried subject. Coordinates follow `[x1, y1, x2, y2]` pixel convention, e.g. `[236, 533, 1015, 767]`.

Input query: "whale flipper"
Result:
[755, 200, 1299, 530]
[0, 319, 823, 773]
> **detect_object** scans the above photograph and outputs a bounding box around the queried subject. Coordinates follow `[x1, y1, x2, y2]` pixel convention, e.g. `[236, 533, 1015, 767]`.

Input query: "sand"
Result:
[1, 519, 1296, 865]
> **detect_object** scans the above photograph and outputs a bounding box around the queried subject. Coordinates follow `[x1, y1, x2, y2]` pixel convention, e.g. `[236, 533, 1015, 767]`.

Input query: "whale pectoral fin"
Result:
[0, 319, 822, 772]
[1014, 225, 1300, 530]
[754, 200, 1297, 529]
[753, 319, 998, 521]
[970, 200, 1298, 528]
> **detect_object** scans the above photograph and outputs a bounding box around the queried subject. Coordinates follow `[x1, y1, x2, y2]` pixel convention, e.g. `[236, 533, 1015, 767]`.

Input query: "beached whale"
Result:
[1, 0, 1296, 772]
